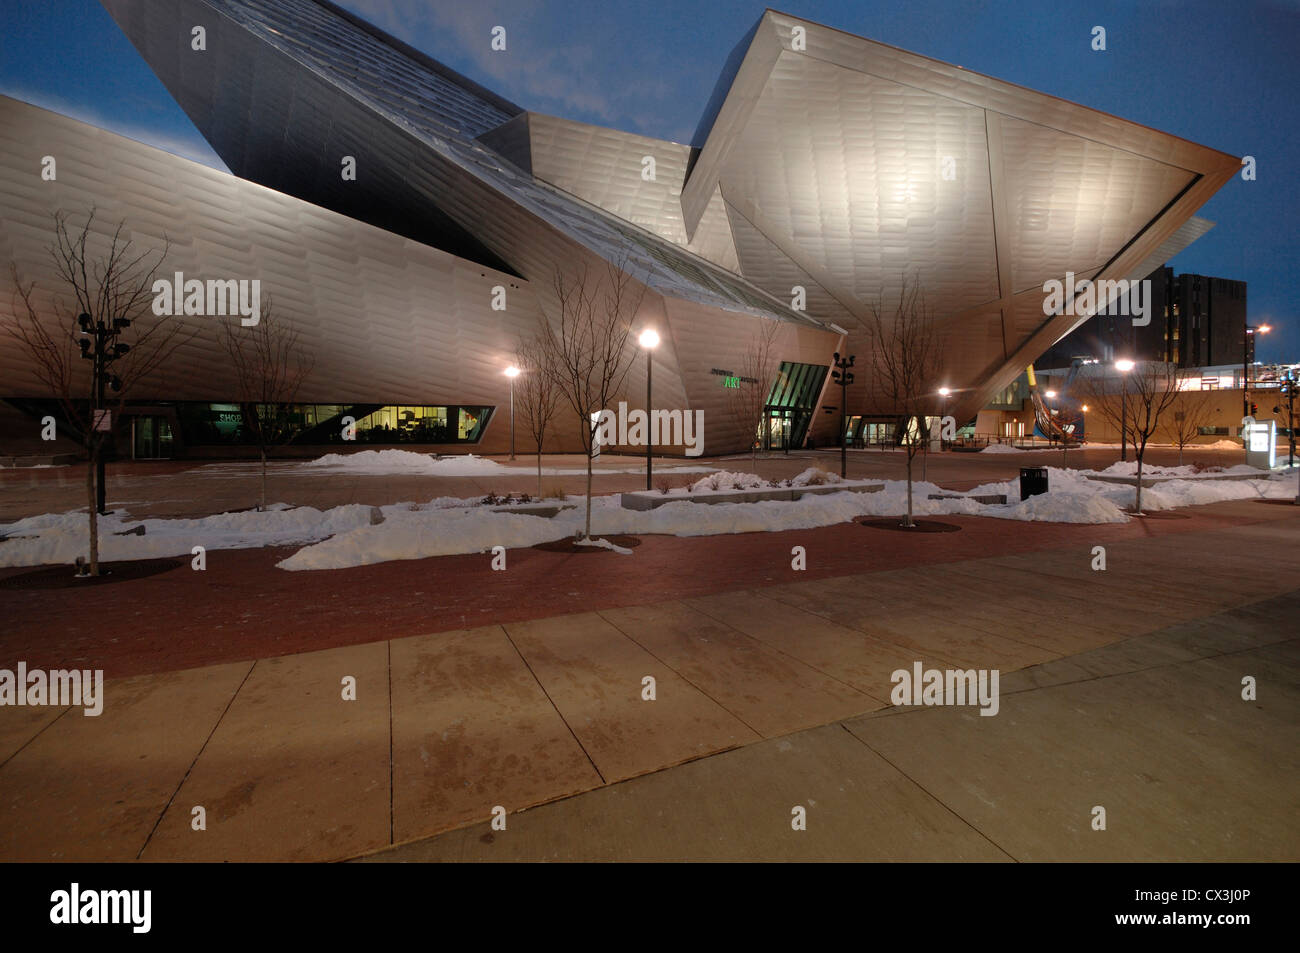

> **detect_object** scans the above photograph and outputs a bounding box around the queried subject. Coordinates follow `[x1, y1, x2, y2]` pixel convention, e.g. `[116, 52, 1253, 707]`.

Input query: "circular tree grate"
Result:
[0, 557, 185, 590]
[855, 517, 962, 533]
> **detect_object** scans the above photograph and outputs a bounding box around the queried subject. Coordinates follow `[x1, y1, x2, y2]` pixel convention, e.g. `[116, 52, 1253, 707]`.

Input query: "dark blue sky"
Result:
[2, 0, 1296, 359]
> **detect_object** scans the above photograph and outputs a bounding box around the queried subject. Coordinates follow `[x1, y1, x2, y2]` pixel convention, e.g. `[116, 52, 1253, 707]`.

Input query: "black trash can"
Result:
[1019, 467, 1049, 501]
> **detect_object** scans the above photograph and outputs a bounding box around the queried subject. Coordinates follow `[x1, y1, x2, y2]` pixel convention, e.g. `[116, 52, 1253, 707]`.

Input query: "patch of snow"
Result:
[5, 467, 1295, 572]
[0, 504, 374, 568]
[980, 444, 1053, 453]
[575, 537, 633, 555]
[303, 450, 506, 476]
[299, 449, 717, 477]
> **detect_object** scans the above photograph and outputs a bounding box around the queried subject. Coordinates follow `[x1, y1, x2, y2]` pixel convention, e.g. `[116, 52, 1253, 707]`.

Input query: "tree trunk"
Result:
[536, 450, 543, 499]
[260, 446, 268, 512]
[86, 442, 100, 576]
[904, 452, 915, 528]
[583, 448, 594, 539]
[1135, 456, 1144, 515]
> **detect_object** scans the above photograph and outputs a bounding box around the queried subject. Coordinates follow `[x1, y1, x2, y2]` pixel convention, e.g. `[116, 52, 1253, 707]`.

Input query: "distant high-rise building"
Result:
[1038, 267, 1246, 370]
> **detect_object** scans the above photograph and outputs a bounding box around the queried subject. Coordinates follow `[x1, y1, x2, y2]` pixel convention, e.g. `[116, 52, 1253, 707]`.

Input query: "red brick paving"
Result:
[0, 501, 1262, 680]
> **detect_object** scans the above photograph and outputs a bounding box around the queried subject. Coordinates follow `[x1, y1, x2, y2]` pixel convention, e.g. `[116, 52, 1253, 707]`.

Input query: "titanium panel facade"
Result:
[1, 1, 1240, 456]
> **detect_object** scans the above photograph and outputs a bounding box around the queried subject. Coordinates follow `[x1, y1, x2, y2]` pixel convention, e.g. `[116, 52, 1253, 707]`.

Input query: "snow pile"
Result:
[792, 467, 844, 486]
[5, 467, 1295, 572]
[969, 464, 1289, 514]
[275, 476, 1137, 571]
[1085, 461, 1260, 479]
[0, 504, 375, 568]
[275, 507, 575, 570]
[300, 448, 718, 477]
[303, 450, 507, 476]
[575, 537, 634, 555]
[979, 444, 1060, 453]
[689, 470, 767, 492]
[680, 467, 846, 494]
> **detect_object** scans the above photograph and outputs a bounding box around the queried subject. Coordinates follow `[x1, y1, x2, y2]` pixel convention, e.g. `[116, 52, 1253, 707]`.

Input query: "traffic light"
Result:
[1250, 402, 1258, 416]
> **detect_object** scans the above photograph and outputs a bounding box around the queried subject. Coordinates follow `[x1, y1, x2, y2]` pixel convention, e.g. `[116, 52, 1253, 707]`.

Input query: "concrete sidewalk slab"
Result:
[844, 640, 1300, 861]
[358, 721, 1012, 862]
[503, 613, 758, 782]
[598, 602, 874, 737]
[0, 703, 66, 766]
[140, 643, 389, 862]
[0, 662, 250, 861]
[389, 625, 602, 844]
[764, 573, 1061, 671]
[684, 588, 959, 703]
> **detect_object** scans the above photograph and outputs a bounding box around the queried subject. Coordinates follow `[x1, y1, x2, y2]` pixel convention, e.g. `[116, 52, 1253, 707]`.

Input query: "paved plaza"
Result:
[1, 446, 1295, 861]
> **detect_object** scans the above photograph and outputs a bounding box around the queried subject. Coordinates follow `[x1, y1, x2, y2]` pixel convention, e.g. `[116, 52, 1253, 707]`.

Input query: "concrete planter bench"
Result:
[928, 493, 1008, 505]
[0, 454, 78, 468]
[1084, 473, 1264, 489]
[621, 482, 884, 511]
[488, 502, 575, 518]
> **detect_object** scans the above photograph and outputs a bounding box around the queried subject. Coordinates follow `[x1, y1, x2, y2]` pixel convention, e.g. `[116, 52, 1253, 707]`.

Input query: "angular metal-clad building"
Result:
[0, 1, 1240, 457]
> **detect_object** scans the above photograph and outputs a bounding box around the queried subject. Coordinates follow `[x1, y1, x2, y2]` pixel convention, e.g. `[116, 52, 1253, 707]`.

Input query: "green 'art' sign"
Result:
[721, 376, 740, 388]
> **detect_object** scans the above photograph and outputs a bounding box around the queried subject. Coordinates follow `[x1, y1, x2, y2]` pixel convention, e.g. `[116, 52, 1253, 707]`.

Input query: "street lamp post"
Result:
[1243, 324, 1271, 418]
[639, 329, 660, 491]
[77, 311, 130, 515]
[938, 387, 950, 445]
[1286, 373, 1297, 469]
[1045, 389, 1065, 464]
[832, 352, 855, 479]
[504, 365, 519, 461]
[1115, 359, 1135, 461]
[1274, 369, 1294, 499]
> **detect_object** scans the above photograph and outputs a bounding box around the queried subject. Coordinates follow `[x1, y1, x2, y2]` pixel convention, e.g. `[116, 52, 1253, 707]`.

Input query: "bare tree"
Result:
[514, 331, 563, 498]
[1050, 402, 1085, 467]
[1124, 362, 1182, 514]
[7, 209, 189, 576]
[536, 258, 646, 540]
[221, 295, 314, 511]
[864, 276, 945, 527]
[1079, 372, 1129, 457]
[727, 317, 780, 461]
[1162, 387, 1216, 466]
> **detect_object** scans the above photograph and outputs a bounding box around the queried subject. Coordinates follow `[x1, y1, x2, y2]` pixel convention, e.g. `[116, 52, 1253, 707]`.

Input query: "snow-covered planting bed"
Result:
[487, 501, 575, 518]
[1080, 461, 1273, 487]
[980, 444, 1057, 453]
[622, 468, 883, 511]
[297, 449, 717, 477]
[2, 467, 1295, 572]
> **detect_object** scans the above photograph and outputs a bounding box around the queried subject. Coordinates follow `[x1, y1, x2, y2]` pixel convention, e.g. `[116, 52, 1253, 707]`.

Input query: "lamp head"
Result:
[639, 329, 660, 349]
[504, 366, 520, 378]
